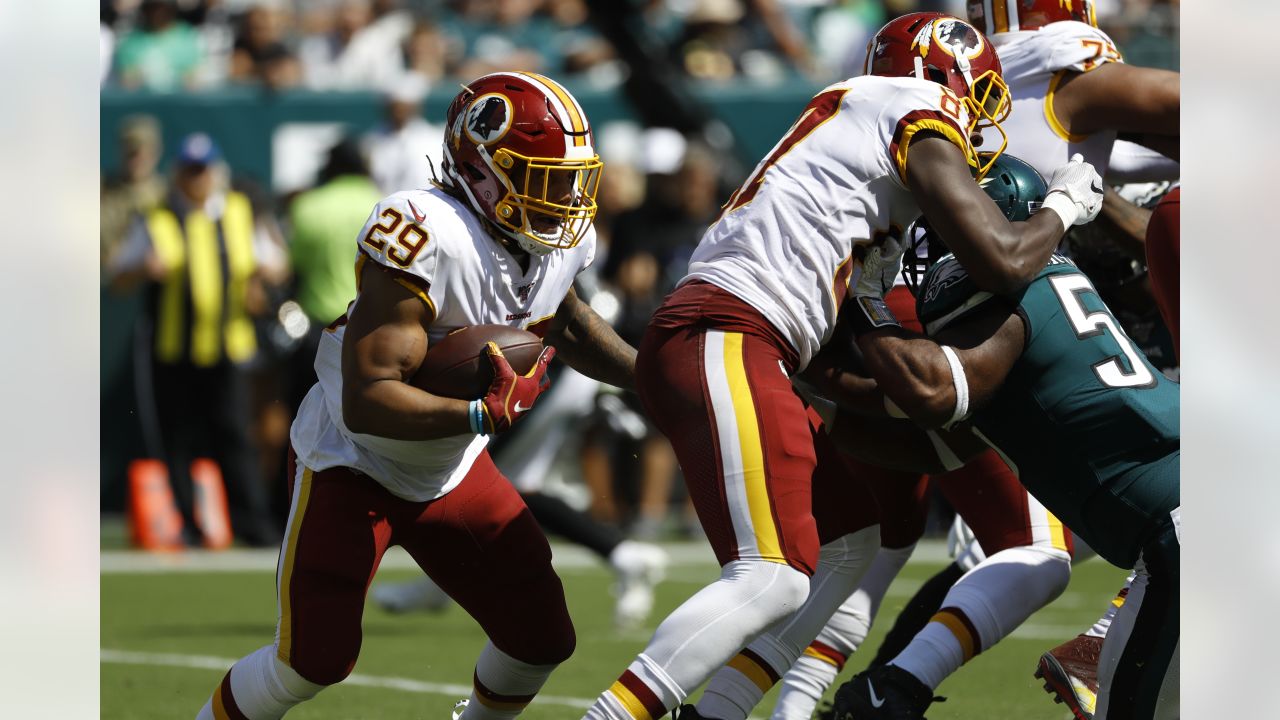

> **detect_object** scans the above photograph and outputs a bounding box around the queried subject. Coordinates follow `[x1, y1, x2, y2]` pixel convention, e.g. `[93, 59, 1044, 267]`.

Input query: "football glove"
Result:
[478, 342, 555, 434]
[1041, 153, 1104, 230]
[852, 235, 907, 300]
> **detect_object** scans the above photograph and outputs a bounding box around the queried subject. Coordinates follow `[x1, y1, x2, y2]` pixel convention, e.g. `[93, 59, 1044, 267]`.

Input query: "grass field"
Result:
[101, 541, 1128, 719]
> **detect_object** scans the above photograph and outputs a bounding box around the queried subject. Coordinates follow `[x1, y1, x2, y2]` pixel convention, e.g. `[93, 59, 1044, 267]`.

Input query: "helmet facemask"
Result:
[489, 148, 602, 256]
[953, 53, 1010, 181]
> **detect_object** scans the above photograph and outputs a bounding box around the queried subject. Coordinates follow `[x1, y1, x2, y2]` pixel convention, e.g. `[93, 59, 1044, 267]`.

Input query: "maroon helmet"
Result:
[970, 0, 1098, 34]
[441, 72, 603, 255]
[865, 12, 1011, 179]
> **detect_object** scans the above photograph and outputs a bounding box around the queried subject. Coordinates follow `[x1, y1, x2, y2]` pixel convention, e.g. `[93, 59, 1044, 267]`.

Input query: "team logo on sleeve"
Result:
[464, 94, 514, 146]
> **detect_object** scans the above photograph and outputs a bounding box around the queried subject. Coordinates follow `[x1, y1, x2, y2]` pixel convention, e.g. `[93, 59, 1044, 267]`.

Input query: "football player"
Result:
[968, 0, 1178, 177]
[822, 206, 1179, 720]
[582, 12, 1104, 720]
[196, 72, 639, 720]
[765, 154, 1074, 720]
[964, 4, 1179, 711]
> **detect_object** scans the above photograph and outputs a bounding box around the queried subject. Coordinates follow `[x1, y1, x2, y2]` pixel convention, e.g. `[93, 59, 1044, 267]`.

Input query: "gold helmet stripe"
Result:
[517, 72, 588, 147]
[992, 0, 1011, 33]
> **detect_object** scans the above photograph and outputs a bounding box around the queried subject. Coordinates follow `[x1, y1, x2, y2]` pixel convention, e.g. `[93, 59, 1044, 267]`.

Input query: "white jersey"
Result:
[684, 75, 974, 368]
[980, 21, 1123, 180]
[290, 186, 596, 502]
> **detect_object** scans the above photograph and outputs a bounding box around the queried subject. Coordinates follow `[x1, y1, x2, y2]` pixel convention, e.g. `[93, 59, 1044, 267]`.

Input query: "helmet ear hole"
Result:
[462, 163, 485, 183]
[924, 66, 948, 85]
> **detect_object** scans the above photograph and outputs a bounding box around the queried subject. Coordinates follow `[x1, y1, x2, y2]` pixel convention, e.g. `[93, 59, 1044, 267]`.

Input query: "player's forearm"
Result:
[956, 211, 1064, 296]
[1095, 186, 1153, 258]
[856, 328, 957, 429]
[547, 296, 636, 390]
[342, 379, 473, 440]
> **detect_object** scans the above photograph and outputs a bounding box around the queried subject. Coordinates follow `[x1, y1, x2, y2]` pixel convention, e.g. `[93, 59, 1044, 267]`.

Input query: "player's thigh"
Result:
[840, 455, 929, 550]
[277, 459, 395, 684]
[638, 324, 821, 574]
[936, 448, 1073, 556]
[811, 408, 880, 544]
[398, 452, 575, 665]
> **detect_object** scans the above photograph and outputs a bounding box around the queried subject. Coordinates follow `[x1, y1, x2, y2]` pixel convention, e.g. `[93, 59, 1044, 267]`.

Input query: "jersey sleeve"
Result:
[355, 192, 443, 318]
[578, 225, 598, 274]
[881, 81, 976, 189]
[1044, 21, 1124, 73]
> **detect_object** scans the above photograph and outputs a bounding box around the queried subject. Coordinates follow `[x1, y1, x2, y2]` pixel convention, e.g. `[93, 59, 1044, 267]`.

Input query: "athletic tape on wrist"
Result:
[1040, 190, 1077, 231]
[939, 345, 969, 427]
[468, 400, 486, 435]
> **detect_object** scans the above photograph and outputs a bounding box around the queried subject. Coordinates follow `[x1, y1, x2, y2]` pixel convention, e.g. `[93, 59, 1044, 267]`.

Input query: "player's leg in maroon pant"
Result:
[198, 457, 397, 720]
[588, 310, 822, 717]
[937, 448, 1074, 558]
[886, 451, 1074, 688]
[637, 323, 821, 575]
[396, 451, 575, 717]
[1145, 187, 1180, 358]
[277, 463, 396, 684]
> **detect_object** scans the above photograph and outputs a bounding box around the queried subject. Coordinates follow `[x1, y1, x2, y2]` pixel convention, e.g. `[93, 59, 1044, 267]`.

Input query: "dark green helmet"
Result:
[901, 153, 1049, 295]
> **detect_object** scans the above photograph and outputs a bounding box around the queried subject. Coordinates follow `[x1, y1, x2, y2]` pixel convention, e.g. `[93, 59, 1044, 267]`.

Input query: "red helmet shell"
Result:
[969, 0, 1097, 35]
[865, 12, 1003, 105]
[442, 72, 601, 253]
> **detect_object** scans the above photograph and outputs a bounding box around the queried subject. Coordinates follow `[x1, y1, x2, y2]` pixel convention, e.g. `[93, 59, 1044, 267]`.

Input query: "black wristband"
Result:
[847, 294, 902, 337]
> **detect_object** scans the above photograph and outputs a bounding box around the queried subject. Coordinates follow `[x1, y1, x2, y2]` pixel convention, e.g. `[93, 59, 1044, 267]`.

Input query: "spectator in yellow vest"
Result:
[108, 133, 285, 548]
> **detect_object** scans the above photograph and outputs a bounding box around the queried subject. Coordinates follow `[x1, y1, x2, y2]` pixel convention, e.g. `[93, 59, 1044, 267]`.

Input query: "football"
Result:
[412, 324, 544, 400]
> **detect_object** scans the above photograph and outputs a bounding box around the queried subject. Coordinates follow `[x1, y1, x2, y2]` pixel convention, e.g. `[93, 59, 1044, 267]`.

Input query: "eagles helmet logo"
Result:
[464, 93, 513, 146]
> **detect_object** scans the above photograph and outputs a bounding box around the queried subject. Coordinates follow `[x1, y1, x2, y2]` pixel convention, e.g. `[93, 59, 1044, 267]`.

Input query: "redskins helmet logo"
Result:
[464, 93, 513, 146]
[932, 19, 985, 59]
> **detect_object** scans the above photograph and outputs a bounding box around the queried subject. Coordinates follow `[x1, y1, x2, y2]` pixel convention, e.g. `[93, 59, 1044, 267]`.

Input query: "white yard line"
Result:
[101, 649, 778, 718]
[100, 649, 594, 710]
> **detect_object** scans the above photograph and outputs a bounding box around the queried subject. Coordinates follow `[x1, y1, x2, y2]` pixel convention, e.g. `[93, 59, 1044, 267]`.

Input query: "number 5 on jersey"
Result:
[1049, 273, 1155, 388]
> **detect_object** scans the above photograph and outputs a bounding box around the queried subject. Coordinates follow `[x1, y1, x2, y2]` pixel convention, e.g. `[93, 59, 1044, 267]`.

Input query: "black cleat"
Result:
[830, 665, 938, 719]
[671, 705, 715, 719]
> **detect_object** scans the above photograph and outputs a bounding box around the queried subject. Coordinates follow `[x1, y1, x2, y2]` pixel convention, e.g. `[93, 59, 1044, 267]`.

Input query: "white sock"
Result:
[698, 527, 880, 720]
[1086, 572, 1136, 639]
[892, 545, 1071, 689]
[763, 543, 914, 720]
[461, 643, 560, 719]
[771, 655, 840, 720]
[584, 560, 811, 719]
[196, 645, 324, 720]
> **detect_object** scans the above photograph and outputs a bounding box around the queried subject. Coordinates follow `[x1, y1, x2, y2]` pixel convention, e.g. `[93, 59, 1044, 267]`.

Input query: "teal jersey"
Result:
[917, 254, 1179, 567]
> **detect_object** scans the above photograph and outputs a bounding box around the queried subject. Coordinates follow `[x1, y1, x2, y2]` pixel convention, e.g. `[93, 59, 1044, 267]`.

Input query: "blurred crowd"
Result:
[100, 0, 1179, 94]
[100, 0, 1179, 548]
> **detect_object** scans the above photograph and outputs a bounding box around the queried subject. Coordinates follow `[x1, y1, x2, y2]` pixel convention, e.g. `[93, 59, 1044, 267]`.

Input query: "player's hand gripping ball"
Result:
[412, 324, 545, 400]
[478, 342, 556, 434]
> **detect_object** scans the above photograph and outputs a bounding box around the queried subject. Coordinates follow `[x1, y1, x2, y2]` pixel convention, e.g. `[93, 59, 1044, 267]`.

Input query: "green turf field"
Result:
[102, 542, 1127, 719]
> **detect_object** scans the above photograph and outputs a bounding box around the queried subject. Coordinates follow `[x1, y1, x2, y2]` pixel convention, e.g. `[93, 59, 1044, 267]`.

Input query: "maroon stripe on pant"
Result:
[740, 647, 782, 685]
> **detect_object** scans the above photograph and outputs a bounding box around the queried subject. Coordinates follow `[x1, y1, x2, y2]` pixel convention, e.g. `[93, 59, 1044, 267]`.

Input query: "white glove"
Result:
[852, 234, 908, 299]
[1040, 153, 1104, 230]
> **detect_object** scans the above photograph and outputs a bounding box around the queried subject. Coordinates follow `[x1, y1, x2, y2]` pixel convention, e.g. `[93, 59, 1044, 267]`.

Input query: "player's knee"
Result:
[502, 621, 577, 666]
[273, 654, 327, 699]
[287, 649, 358, 688]
[725, 560, 811, 624]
